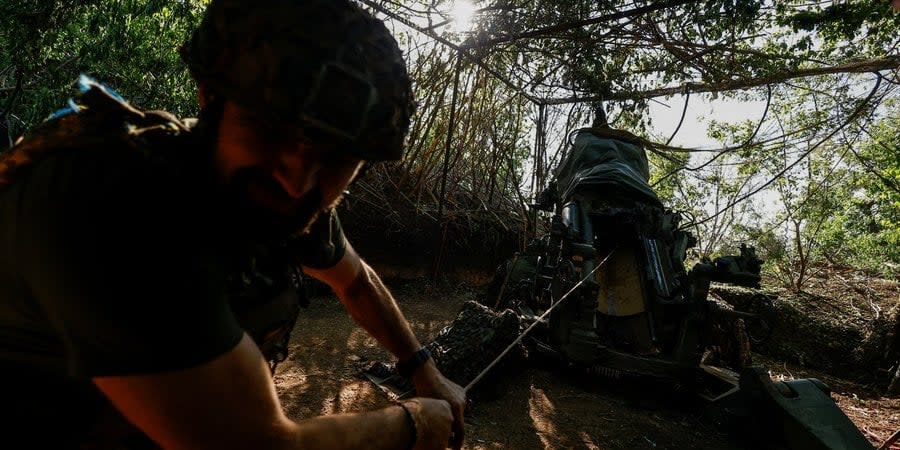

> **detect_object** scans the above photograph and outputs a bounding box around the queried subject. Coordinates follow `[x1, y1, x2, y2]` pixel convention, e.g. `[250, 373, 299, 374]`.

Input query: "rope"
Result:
[463, 248, 616, 393]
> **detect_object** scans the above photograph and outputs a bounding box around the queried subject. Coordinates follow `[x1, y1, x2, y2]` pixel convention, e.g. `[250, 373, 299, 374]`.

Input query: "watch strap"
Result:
[396, 347, 431, 378]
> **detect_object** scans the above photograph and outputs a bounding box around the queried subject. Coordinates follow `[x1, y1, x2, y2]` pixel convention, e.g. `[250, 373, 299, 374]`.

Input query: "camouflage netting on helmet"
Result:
[363, 301, 523, 397]
[181, 0, 414, 161]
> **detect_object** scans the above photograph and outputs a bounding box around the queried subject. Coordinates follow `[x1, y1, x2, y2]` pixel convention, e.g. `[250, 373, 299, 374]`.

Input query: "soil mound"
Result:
[711, 273, 899, 388]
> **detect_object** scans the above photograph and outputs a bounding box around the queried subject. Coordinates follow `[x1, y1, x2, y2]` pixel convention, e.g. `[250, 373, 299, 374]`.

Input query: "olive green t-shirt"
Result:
[0, 144, 345, 446]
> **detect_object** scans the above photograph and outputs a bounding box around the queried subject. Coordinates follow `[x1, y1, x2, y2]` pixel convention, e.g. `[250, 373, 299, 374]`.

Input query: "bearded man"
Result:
[0, 1, 464, 448]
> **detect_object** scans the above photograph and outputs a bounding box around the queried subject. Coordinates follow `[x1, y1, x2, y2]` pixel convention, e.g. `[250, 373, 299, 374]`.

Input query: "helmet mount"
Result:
[302, 60, 378, 143]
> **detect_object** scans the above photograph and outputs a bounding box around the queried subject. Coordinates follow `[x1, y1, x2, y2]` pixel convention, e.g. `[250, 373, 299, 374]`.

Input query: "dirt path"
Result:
[274, 280, 896, 449]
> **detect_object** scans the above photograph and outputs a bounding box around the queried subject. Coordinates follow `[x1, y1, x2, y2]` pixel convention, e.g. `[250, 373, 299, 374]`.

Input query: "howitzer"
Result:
[362, 119, 873, 449]
[478, 124, 873, 449]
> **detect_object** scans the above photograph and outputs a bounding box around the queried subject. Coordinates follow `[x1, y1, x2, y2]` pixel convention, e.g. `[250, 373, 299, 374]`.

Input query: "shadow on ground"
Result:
[274, 281, 747, 449]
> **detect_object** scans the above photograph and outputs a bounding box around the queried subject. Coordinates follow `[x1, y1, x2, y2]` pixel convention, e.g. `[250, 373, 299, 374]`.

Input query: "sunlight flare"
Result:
[448, 0, 475, 32]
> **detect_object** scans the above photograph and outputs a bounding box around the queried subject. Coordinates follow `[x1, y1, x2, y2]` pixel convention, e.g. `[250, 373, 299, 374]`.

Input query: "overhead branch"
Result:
[686, 73, 884, 228]
[540, 56, 900, 105]
[359, 0, 539, 104]
[460, 0, 692, 50]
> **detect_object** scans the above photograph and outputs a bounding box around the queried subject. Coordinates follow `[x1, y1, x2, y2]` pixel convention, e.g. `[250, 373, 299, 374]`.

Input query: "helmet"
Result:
[180, 0, 414, 161]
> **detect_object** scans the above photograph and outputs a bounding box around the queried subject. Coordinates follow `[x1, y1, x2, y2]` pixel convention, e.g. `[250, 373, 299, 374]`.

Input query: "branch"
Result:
[540, 56, 900, 105]
[652, 84, 772, 187]
[461, 0, 692, 50]
[1, 70, 23, 116]
[0, 55, 81, 93]
[646, 36, 825, 65]
[665, 89, 690, 146]
[359, 0, 539, 104]
[686, 73, 884, 229]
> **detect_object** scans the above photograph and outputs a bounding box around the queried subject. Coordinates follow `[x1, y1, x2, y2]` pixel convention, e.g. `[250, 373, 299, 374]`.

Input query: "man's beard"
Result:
[223, 167, 326, 241]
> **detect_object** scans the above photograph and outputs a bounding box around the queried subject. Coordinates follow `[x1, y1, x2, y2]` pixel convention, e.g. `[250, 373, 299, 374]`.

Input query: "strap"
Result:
[396, 347, 432, 378]
[0, 75, 189, 190]
[396, 402, 417, 450]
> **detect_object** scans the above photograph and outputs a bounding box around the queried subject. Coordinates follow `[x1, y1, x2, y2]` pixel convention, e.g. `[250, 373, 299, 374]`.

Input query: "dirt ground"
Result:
[274, 280, 898, 449]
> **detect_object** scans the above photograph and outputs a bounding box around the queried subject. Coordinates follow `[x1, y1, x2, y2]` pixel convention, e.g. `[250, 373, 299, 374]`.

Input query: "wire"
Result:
[463, 248, 616, 393]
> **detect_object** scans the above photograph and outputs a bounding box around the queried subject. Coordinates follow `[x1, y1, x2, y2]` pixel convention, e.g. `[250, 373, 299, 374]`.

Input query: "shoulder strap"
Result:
[0, 76, 189, 189]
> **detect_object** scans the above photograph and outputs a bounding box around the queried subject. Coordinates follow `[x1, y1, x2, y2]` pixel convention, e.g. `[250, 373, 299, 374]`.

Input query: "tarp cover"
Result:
[555, 129, 661, 208]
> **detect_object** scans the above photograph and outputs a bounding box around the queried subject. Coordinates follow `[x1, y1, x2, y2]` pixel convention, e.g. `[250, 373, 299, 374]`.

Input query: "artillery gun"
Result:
[480, 115, 873, 449]
[364, 112, 873, 449]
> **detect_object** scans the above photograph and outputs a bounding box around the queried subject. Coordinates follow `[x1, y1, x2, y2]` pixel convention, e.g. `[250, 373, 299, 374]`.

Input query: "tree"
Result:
[0, 0, 204, 144]
[2, 0, 899, 269]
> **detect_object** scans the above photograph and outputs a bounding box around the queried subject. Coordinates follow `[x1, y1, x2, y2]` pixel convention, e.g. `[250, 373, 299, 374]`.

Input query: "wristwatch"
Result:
[396, 347, 432, 378]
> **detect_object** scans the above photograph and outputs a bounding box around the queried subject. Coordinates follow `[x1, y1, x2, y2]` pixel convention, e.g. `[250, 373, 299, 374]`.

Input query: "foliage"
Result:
[0, 0, 898, 273]
[817, 100, 900, 277]
[0, 0, 205, 145]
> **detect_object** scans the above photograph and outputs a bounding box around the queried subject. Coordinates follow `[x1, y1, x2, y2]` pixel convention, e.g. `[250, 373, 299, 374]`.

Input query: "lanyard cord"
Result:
[463, 248, 616, 393]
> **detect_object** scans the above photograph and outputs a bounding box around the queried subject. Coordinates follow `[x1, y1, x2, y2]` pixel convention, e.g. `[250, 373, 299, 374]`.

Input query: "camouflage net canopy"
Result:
[364, 301, 522, 397]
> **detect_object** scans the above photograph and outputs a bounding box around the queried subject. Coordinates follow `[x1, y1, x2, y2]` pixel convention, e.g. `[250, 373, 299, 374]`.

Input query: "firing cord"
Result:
[463, 248, 617, 393]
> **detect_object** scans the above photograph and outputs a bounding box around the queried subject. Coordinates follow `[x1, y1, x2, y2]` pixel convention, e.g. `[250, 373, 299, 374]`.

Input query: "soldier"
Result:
[0, 0, 464, 448]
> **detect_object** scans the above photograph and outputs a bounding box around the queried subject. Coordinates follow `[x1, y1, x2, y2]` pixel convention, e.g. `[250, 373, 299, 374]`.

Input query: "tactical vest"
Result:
[1, 75, 303, 372]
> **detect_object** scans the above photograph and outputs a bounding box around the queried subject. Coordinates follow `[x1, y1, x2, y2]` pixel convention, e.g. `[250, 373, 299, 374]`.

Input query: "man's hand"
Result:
[307, 245, 466, 447]
[401, 398, 454, 450]
[412, 360, 466, 449]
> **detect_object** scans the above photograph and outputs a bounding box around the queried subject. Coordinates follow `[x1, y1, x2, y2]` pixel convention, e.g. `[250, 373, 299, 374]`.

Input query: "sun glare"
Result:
[449, 0, 475, 32]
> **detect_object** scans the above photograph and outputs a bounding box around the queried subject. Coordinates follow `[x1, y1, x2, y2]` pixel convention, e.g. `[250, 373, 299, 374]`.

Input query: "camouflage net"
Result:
[426, 301, 522, 388]
[363, 301, 523, 397]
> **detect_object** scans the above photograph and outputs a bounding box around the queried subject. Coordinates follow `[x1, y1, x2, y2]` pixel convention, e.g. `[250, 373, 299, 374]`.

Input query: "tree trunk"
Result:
[887, 309, 900, 395]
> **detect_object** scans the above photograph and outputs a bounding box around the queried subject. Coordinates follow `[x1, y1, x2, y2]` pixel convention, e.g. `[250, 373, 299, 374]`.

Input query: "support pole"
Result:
[437, 50, 463, 220]
[530, 103, 546, 238]
[1, 70, 22, 150]
[537, 103, 547, 191]
[530, 105, 539, 200]
[433, 51, 463, 281]
[879, 428, 900, 450]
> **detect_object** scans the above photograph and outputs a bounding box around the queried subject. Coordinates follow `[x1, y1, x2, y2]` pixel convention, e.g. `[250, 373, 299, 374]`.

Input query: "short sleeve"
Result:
[288, 209, 347, 269]
[16, 150, 244, 377]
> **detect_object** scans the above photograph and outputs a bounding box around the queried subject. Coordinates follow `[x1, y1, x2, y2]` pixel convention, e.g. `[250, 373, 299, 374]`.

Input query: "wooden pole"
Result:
[433, 51, 463, 281]
[437, 50, 462, 219]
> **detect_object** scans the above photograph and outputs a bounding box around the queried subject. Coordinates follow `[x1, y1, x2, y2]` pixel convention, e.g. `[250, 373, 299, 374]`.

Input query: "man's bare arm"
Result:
[303, 241, 420, 360]
[303, 240, 467, 449]
[94, 334, 441, 450]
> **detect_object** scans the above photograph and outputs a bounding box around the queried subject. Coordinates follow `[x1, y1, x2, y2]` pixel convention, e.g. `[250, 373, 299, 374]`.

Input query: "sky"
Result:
[648, 95, 769, 149]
